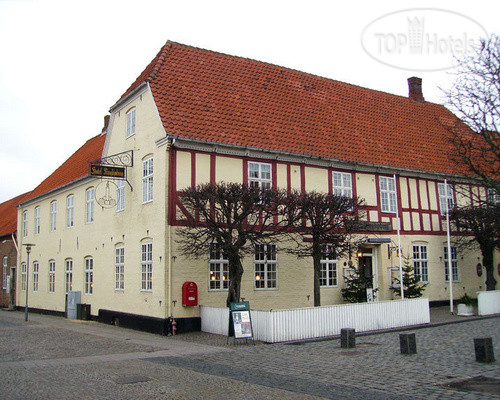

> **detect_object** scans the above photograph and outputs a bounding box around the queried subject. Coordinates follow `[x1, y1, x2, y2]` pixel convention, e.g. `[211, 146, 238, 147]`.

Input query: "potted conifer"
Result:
[457, 293, 474, 316]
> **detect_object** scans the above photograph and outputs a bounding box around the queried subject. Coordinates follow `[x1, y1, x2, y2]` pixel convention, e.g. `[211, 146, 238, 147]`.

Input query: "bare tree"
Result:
[450, 199, 500, 291]
[177, 182, 286, 306]
[441, 34, 500, 194]
[282, 191, 364, 307]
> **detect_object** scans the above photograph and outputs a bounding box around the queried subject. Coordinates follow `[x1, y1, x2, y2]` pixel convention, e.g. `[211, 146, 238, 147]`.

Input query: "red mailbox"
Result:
[182, 281, 198, 306]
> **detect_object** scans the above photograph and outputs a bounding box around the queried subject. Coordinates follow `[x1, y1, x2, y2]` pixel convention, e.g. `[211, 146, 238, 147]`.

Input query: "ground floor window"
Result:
[48, 260, 56, 293]
[65, 259, 73, 293]
[85, 257, 93, 294]
[115, 247, 124, 291]
[412, 245, 428, 282]
[33, 261, 39, 292]
[141, 243, 152, 291]
[254, 243, 277, 289]
[209, 243, 229, 290]
[21, 262, 26, 291]
[320, 244, 338, 287]
[444, 246, 458, 282]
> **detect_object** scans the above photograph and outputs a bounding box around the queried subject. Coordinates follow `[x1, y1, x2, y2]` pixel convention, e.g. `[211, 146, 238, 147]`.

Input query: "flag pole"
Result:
[394, 174, 404, 299]
[445, 179, 454, 314]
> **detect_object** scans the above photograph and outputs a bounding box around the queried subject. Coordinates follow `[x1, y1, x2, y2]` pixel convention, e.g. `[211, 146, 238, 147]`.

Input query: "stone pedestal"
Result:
[341, 328, 356, 348]
[399, 333, 417, 354]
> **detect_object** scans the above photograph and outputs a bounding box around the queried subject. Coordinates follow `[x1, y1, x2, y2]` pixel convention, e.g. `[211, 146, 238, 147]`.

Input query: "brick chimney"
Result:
[408, 77, 425, 103]
[101, 115, 110, 133]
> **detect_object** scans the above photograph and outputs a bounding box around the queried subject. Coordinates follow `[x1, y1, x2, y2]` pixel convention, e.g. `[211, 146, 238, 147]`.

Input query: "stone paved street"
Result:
[0, 310, 499, 399]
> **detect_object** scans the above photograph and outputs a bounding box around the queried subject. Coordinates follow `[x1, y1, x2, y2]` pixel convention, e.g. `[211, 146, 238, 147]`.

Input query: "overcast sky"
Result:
[0, 0, 498, 203]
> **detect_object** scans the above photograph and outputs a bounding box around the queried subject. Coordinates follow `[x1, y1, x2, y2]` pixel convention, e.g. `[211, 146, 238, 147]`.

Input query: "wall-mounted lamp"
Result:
[357, 248, 363, 258]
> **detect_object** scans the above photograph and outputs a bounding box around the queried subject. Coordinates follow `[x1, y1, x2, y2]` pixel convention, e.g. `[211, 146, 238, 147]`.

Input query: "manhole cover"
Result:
[113, 375, 151, 385]
[443, 376, 500, 396]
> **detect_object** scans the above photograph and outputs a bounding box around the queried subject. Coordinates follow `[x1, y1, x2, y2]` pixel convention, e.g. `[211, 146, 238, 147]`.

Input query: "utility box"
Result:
[77, 303, 91, 320]
[182, 281, 198, 306]
[67, 291, 81, 319]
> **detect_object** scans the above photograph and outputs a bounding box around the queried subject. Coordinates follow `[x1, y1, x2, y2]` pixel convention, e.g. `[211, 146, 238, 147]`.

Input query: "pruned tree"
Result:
[389, 255, 428, 299]
[177, 182, 286, 307]
[450, 200, 500, 290]
[281, 190, 365, 307]
[441, 34, 500, 194]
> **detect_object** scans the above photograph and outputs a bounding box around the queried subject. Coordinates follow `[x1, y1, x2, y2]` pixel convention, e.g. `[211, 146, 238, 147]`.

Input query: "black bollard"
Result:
[341, 328, 356, 348]
[400, 333, 417, 355]
[474, 338, 495, 363]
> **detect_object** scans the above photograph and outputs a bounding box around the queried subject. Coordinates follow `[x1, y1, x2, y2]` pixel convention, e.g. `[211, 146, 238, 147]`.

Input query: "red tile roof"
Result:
[0, 192, 29, 237]
[21, 134, 106, 204]
[120, 41, 471, 177]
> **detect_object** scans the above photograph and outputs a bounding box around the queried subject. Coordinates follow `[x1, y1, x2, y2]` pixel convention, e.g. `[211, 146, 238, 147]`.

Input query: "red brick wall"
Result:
[0, 235, 17, 307]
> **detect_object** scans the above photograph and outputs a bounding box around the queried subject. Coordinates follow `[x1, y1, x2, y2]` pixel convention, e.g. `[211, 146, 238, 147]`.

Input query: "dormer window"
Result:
[126, 108, 136, 137]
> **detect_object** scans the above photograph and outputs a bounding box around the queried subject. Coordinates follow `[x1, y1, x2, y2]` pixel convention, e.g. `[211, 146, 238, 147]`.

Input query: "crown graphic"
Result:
[408, 17, 425, 54]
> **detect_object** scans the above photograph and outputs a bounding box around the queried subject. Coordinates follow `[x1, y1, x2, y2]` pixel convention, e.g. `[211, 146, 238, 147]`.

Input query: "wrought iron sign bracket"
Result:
[89, 150, 134, 191]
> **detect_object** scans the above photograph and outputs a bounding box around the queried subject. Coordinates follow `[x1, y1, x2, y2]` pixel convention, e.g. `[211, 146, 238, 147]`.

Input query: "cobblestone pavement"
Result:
[0, 310, 499, 399]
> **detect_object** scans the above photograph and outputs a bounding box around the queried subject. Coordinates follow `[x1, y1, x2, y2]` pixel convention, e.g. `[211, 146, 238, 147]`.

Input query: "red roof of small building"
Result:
[21, 134, 106, 204]
[0, 192, 29, 237]
[119, 41, 470, 177]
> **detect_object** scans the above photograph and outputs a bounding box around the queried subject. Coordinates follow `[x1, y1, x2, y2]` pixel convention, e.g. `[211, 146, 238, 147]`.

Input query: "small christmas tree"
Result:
[341, 260, 378, 303]
[390, 255, 428, 298]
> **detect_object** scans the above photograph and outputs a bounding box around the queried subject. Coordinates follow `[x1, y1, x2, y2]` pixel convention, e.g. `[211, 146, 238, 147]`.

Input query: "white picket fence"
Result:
[201, 298, 430, 343]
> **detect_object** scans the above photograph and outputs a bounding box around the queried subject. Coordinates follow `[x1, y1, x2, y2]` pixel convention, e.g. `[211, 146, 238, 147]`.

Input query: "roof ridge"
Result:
[148, 41, 174, 82]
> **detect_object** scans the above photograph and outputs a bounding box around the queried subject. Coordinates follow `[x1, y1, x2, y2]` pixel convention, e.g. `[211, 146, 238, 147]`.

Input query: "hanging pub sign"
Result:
[89, 164, 126, 179]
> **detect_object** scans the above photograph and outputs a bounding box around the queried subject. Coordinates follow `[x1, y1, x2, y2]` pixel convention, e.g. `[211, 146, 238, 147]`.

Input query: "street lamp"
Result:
[22, 243, 35, 322]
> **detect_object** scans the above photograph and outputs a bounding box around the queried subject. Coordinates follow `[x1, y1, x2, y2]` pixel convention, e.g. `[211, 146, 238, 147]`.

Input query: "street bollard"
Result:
[474, 338, 495, 363]
[341, 328, 356, 348]
[399, 333, 417, 355]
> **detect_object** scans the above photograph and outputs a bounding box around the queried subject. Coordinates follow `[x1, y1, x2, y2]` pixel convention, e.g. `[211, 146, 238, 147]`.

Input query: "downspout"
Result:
[165, 139, 173, 318]
[11, 232, 19, 253]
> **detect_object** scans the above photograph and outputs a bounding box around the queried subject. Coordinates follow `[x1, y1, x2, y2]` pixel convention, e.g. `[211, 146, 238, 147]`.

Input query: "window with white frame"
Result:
[332, 172, 353, 198]
[412, 245, 428, 282]
[142, 157, 154, 203]
[84, 257, 93, 295]
[34, 206, 41, 234]
[438, 183, 454, 215]
[66, 195, 74, 228]
[379, 176, 397, 213]
[65, 259, 73, 294]
[48, 260, 56, 293]
[320, 244, 338, 287]
[488, 188, 500, 204]
[126, 108, 136, 137]
[116, 180, 125, 212]
[115, 247, 124, 291]
[444, 246, 458, 282]
[248, 162, 272, 190]
[86, 188, 94, 223]
[209, 243, 229, 290]
[254, 243, 277, 289]
[2, 256, 7, 289]
[21, 262, 26, 291]
[33, 261, 39, 292]
[141, 242, 153, 291]
[50, 201, 57, 232]
[23, 210, 28, 237]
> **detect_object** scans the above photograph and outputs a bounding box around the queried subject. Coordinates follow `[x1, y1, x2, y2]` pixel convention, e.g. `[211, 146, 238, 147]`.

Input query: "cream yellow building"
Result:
[16, 41, 498, 333]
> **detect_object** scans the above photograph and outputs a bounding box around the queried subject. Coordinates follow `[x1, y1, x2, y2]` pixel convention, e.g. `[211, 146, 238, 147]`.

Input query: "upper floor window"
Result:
[142, 157, 154, 203]
[332, 172, 353, 198]
[23, 210, 28, 237]
[2, 256, 7, 289]
[86, 188, 95, 223]
[412, 245, 429, 282]
[248, 162, 272, 190]
[379, 176, 397, 213]
[126, 108, 136, 137]
[50, 201, 57, 232]
[115, 247, 125, 291]
[65, 259, 73, 294]
[116, 180, 125, 212]
[66, 195, 74, 228]
[84, 257, 94, 295]
[141, 242, 153, 291]
[487, 188, 499, 204]
[33, 261, 39, 292]
[254, 243, 277, 289]
[34, 206, 41, 235]
[444, 246, 459, 282]
[48, 260, 56, 293]
[438, 183, 454, 215]
[320, 244, 338, 287]
[209, 243, 229, 291]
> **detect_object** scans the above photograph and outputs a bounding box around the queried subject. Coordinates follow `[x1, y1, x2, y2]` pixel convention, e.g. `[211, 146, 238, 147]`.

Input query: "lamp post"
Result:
[23, 243, 35, 322]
